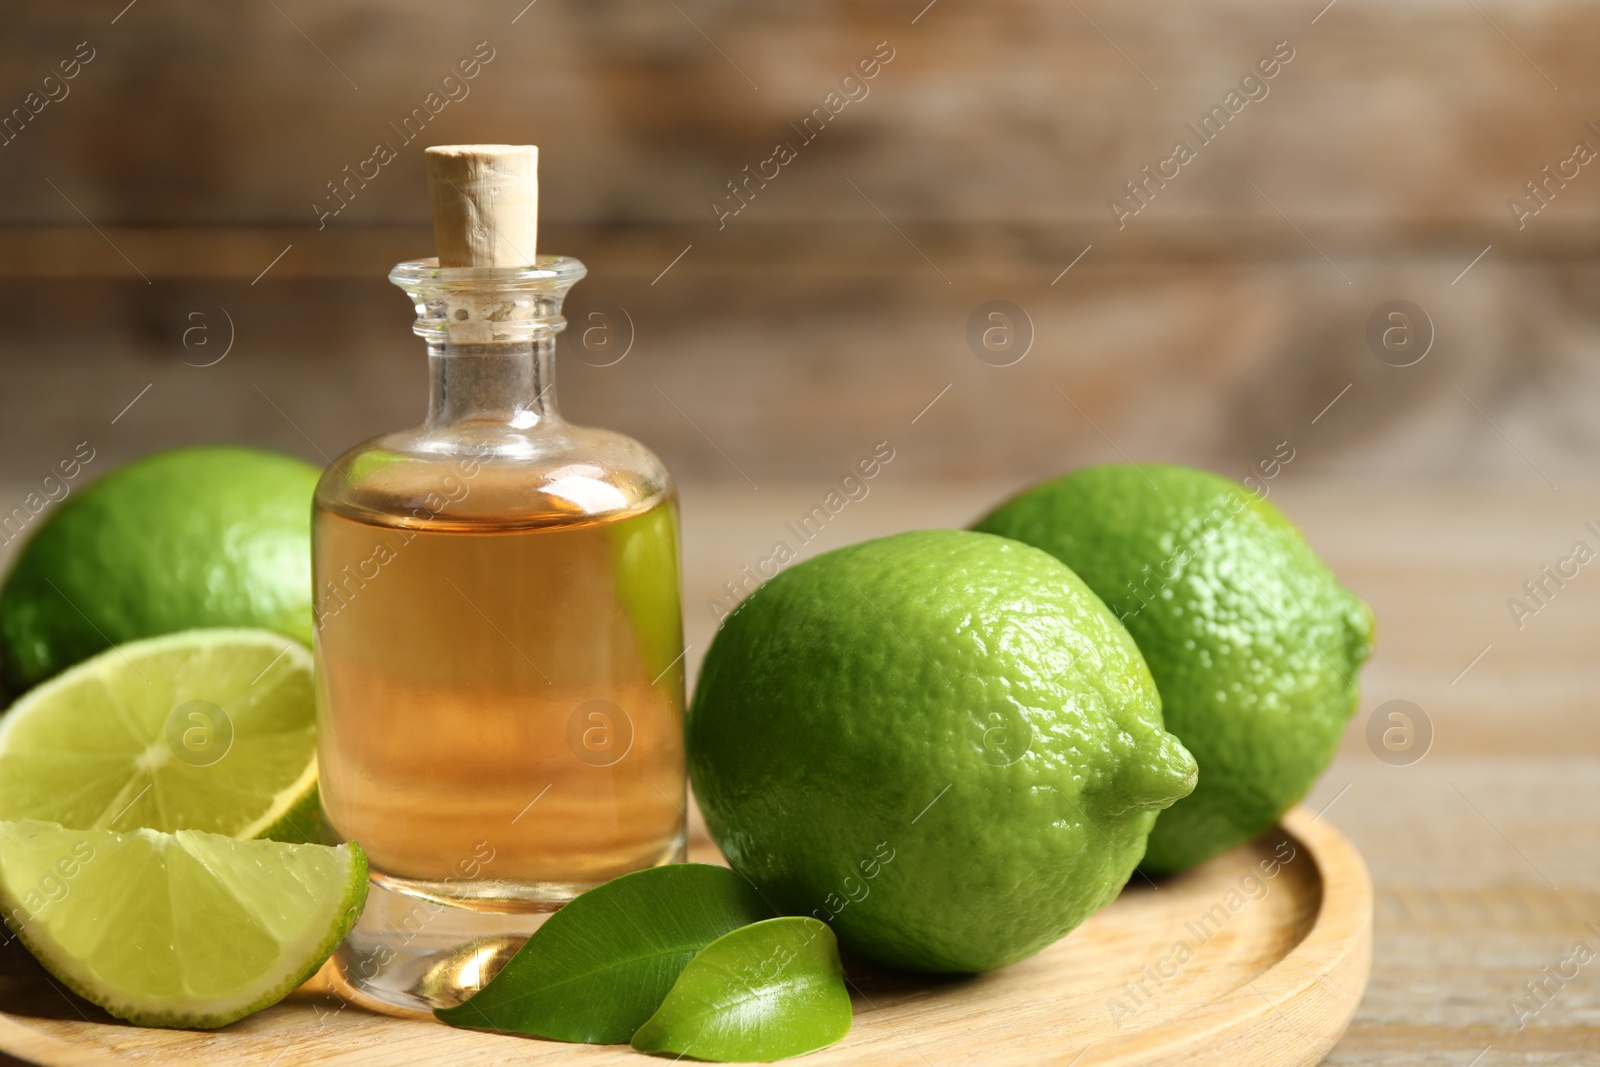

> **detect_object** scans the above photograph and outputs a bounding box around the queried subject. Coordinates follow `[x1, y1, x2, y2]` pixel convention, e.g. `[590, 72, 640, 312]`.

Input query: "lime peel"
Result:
[975, 463, 1374, 873]
[688, 529, 1197, 974]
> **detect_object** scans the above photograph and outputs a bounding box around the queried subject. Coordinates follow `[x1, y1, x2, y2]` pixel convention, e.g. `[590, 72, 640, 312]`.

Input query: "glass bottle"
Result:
[313, 251, 688, 1015]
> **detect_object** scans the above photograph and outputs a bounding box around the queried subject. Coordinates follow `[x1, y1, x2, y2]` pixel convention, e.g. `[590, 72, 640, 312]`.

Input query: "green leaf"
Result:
[631, 917, 852, 1062]
[435, 863, 775, 1043]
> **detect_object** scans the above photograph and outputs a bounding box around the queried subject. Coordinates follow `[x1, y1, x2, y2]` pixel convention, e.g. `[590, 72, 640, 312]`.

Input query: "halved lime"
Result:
[0, 629, 319, 842]
[0, 819, 365, 1028]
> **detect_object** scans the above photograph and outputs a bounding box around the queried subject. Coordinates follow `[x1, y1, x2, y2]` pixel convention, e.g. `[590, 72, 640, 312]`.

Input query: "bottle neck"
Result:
[425, 337, 559, 431]
[389, 255, 588, 434]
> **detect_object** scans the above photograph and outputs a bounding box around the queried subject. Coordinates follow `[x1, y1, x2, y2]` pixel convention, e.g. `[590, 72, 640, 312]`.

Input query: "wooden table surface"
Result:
[0, 476, 1592, 1066]
[677, 478, 1600, 1067]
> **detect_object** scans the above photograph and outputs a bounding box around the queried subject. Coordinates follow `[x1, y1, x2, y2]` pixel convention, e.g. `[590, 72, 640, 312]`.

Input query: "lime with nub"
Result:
[687, 529, 1196, 974]
[0, 446, 318, 693]
[976, 464, 1374, 874]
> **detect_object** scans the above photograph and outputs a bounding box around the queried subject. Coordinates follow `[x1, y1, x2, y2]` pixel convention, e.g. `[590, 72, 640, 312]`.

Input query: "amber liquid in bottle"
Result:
[315, 494, 686, 891]
[315, 249, 687, 1015]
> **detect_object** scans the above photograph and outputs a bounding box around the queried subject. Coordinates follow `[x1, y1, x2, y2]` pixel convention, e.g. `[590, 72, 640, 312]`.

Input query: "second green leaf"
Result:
[631, 916, 853, 1062]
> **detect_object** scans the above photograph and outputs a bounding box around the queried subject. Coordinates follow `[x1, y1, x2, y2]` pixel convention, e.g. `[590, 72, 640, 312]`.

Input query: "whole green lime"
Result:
[0, 447, 318, 693]
[687, 529, 1196, 974]
[975, 464, 1374, 874]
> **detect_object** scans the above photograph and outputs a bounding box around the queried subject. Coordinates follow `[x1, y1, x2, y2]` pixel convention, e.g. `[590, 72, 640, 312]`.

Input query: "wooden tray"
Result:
[0, 806, 1370, 1066]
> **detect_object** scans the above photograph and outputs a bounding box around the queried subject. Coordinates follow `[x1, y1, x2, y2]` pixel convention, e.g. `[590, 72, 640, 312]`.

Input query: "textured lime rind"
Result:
[687, 529, 1196, 974]
[975, 464, 1374, 874]
[0, 628, 320, 843]
[0, 446, 318, 692]
[0, 819, 366, 1029]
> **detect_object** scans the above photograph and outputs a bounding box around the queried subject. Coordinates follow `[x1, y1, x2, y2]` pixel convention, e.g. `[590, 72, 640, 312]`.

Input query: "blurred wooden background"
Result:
[0, 0, 1597, 489]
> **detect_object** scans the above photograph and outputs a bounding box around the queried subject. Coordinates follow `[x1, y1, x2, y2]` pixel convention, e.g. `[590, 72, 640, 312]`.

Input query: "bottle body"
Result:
[314, 451, 687, 898]
[314, 256, 686, 1013]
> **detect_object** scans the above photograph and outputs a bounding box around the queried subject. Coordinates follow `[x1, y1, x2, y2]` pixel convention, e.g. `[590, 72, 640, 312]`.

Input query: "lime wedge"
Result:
[0, 819, 366, 1027]
[0, 629, 319, 842]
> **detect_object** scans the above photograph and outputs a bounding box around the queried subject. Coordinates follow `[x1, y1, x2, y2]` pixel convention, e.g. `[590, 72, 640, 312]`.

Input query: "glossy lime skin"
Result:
[687, 530, 1196, 973]
[976, 465, 1374, 874]
[0, 447, 318, 693]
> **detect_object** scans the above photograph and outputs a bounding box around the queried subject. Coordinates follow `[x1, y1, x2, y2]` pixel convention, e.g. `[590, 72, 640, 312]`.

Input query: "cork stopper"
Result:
[425, 145, 539, 268]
